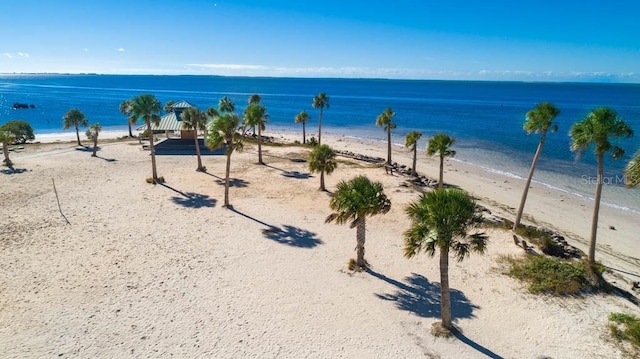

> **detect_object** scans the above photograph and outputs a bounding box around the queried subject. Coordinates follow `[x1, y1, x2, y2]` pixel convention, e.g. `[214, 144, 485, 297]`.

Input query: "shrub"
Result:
[503, 255, 605, 295]
[307, 137, 318, 147]
[145, 176, 165, 184]
[347, 258, 369, 272]
[0, 120, 35, 144]
[609, 312, 640, 347]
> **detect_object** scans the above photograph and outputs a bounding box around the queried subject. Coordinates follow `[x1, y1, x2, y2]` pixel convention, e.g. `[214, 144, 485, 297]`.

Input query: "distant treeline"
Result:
[12, 103, 35, 109]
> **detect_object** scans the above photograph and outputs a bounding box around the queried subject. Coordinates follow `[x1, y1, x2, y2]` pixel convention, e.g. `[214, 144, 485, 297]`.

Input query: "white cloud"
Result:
[84, 48, 89, 52]
[189, 63, 267, 71]
[116, 48, 126, 52]
[17, 52, 29, 58]
[3, 53, 13, 59]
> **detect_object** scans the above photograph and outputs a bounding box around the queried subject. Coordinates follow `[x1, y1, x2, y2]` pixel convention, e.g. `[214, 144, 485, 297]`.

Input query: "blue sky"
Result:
[1, 0, 639, 82]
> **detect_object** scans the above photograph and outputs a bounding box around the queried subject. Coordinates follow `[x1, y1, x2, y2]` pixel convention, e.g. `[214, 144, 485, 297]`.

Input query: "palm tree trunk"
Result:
[194, 128, 204, 171]
[2, 140, 11, 167]
[92, 137, 98, 157]
[356, 217, 366, 267]
[513, 130, 547, 231]
[439, 246, 452, 330]
[302, 123, 306, 144]
[258, 126, 263, 165]
[224, 153, 231, 207]
[438, 154, 444, 189]
[588, 153, 604, 264]
[318, 108, 323, 145]
[147, 123, 158, 180]
[387, 128, 392, 165]
[412, 145, 418, 177]
[75, 125, 81, 146]
[128, 122, 133, 138]
[320, 170, 325, 191]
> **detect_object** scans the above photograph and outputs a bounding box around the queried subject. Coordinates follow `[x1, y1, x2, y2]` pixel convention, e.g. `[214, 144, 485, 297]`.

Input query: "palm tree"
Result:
[376, 107, 397, 165]
[570, 107, 633, 264]
[626, 150, 640, 189]
[219, 96, 235, 113]
[243, 103, 269, 165]
[181, 107, 207, 172]
[164, 100, 175, 113]
[312, 92, 329, 145]
[248, 94, 262, 105]
[207, 112, 244, 207]
[294, 110, 310, 144]
[404, 188, 487, 332]
[129, 94, 162, 181]
[326, 176, 391, 268]
[62, 108, 88, 146]
[427, 133, 456, 189]
[405, 131, 423, 176]
[0, 130, 16, 167]
[119, 100, 134, 138]
[513, 102, 560, 231]
[85, 123, 102, 157]
[308, 144, 338, 191]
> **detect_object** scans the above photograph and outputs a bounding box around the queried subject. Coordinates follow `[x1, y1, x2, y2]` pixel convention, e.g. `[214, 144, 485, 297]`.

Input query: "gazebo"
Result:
[136, 100, 200, 139]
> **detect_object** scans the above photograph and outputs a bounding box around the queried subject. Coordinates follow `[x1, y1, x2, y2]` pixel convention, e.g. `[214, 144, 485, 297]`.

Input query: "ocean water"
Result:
[1, 74, 639, 212]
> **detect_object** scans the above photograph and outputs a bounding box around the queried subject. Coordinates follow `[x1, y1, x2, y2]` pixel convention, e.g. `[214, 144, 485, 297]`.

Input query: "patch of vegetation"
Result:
[609, 312, 640, 348]
[347, 258, 369, 272]
[0, 120, 35, 144]
[307, 137, 318, 147]
[146, 176, 165, 184]
[488, 219, 567, 258]
[502, 254, 608, 295]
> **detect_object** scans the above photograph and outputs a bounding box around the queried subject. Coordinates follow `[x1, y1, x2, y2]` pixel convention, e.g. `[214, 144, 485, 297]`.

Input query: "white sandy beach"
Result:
[1, 131, 639, 358]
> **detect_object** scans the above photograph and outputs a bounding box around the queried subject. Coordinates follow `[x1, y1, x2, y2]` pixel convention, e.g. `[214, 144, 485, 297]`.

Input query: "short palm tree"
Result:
[129, 94, 162, 181]
[312, 92, 329, 145]
[207, 112, 244, 207]
[219, 96, 235, 113]
[248, 94, 261, 105]
[295, 110, 310, 144]
[62, 108, 88, 146]
[427, 133, 456, 189]
[376, 107, 397, 165]
[119, 100, 133, 138]
[626, 150, 640, 189]
[513, 102, 560, 231]
[405, 130, 423, 176]
[404, 188, 487, 332]
[308, 144, 337, 191]
[326, 176, 391, 268]
[570, 107, 633, 264]
[85, 123, 102, 157]
[164, 100, 175, 113]
[0, 130, 16, 167]
[243, 103, 269, 165]
[181, 107, 207, 172]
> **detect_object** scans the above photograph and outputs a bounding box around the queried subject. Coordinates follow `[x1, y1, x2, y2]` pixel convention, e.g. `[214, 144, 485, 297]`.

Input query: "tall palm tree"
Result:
[62, 108, 88, 146]
[0, 130, 16, 167]
[326, 175, 391, 268]
[405, 130, 423, 176]
[427, 133, 456, 189]
[243, 104, 269, 165]
[207, 112, 244, 207]
[219, 96, 235, 113]
[626, 150, 640, 189]
[570, 107, 633, 264]
[312, 92, 329, 145]
[164, 100, 175, 113]
[376, 107, 397, 165]
[513, 102, 560, 231]
[181, 107, 207, 172]
[294, 110, 310, 144]
[85, 123, 102, 157]
[404, 188, 487, 332]
[119, 100, 134, 138]
[129, 94, 162, 181]
[308, 144, 337, 191]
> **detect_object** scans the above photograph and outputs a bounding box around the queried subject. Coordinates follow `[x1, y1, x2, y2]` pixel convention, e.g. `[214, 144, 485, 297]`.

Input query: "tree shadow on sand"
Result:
[214, 178, 249, 188]
[229, 207, 323, 248]
[263, 163, 313, 179]
[160, 183, 217, 208]
[1, 166, 27, 174]
[369, 270, 478, 319]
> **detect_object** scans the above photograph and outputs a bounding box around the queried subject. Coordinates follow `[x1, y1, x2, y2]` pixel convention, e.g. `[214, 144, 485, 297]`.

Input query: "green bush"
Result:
[0, 120, 35, 144]
[504, 255, 604, 295]
[307, 137, 318, 147]
[609, 312, 640, 347]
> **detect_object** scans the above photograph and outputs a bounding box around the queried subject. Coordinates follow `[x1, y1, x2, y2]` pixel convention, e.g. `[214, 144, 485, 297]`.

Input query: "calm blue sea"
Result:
[1, 74, 639, 212]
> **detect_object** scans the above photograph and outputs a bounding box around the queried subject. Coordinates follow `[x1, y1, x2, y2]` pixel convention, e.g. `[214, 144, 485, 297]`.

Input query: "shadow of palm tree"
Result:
[369, 270, 478, 319]
[452, 329, 505, 359]
[74, 146, 95, 152]
[1, 166, 27, 174]
[229, 207, 322, 248]
[262, 225, 323, 248]
[264, 163, 313, 179]
[94, 155, 116, 162]
[214, 178, 249, 188]
[160, 183, 217, 208]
